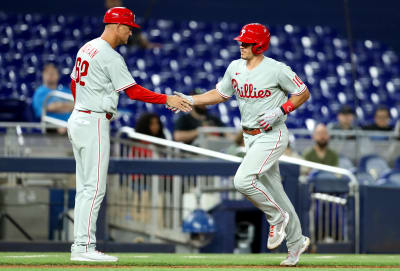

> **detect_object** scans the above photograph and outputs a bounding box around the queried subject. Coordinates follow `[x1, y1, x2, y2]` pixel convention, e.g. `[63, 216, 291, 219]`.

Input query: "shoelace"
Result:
[269, 225, 275, 237]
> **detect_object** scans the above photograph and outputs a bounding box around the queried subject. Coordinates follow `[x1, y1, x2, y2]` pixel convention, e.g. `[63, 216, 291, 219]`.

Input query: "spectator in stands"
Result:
[327, 105, 359, 139]
[302, 123, 339, 175]
[105, 0, 161, 49]
[32, 63, 74, 135]
[225, 131, 245, 157]
[131, 113, 165, 159]
[362, 106, 393, 131]
[173, 89, 225, 145]
[135, 112, 166, 139]
[328, 105, 358, 130]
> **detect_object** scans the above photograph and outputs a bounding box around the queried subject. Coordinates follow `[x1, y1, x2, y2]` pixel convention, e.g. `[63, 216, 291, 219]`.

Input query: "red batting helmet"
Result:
[234, 23, 270, 55]
[104, 7, 140, 28]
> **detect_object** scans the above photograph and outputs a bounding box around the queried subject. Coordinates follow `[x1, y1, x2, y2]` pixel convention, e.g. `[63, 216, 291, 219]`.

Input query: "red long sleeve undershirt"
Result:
[70, 79, 76, 101]
[70, 80, 167, 104]
[124, 84, 167, 104]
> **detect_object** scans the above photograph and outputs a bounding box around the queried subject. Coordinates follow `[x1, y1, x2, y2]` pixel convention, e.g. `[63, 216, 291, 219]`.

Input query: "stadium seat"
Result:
[358, 154, 391, 180]
[376, 170, 400, 187]
[0, 12, 399, 137]
[339, 155, 355, 171]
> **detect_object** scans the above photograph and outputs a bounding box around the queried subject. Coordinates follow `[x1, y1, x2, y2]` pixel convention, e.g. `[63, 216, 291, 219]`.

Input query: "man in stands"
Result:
[32, 63, 74, 135]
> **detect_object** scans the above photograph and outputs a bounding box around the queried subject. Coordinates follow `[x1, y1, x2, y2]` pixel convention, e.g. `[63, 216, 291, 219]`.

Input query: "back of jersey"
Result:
[70, 38, 136, 114]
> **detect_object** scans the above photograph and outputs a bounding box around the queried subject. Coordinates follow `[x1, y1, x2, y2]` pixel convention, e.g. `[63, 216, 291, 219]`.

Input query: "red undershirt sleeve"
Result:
[124, 84, 167, 104]
[70, 79, 76, 102]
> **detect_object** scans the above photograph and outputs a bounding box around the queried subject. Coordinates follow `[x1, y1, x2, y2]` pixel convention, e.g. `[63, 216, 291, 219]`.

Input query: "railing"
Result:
[41, 90, 73, 132]
[0, 121, 365, 251]
[310, 193, 348, 244]
[114, 127, 361, 252]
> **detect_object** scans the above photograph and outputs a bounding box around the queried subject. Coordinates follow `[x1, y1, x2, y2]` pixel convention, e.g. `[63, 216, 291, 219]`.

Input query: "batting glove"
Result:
[173, 91, 194, 105]
[257, 107, 284, 131]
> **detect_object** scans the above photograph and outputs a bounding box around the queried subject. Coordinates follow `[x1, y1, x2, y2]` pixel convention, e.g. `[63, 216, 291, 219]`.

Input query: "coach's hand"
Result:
[165, 104, 180, 113]
[257, 107, 283, 131]
[166, 95, 192, 113]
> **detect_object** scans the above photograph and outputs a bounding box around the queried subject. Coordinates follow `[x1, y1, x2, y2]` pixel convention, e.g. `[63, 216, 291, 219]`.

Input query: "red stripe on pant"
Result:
[86, 119, 101, 252]
[250, 129, 286, 218]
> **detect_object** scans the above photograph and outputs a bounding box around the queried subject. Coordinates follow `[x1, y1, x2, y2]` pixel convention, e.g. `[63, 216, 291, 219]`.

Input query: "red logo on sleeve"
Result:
[292, 75, 304, 88]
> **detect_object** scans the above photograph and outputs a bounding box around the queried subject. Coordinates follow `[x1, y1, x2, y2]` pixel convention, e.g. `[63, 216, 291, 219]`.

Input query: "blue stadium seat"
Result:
[359, 154, 391, 180]
[1, 12, 400, 129]
[338, 155, 355, 171]
[376, 170, 400, 187]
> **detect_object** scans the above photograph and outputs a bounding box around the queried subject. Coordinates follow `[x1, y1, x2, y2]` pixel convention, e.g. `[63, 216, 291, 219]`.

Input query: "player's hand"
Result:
[166, 95, 192, 113]
[257, 107, 284, 131]
[165, 104, 180, 114]
[173, 91, 194, 105]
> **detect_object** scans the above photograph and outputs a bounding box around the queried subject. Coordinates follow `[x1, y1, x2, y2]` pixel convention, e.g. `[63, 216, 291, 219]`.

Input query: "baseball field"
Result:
[0, 253, 399, 270]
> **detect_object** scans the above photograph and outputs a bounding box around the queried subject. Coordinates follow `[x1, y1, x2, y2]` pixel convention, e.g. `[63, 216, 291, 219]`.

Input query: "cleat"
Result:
[71, 250, 118, 262]
[267, 212, 289, 250]
[280, 236, 310, 266]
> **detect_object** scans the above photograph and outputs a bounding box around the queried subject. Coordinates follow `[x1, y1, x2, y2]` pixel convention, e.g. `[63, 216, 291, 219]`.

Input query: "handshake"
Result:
[165, 91, 195, 113]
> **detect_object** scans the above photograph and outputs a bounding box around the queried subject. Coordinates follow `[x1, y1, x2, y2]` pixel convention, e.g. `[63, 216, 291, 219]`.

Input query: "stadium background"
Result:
[1, 0, 400, 262]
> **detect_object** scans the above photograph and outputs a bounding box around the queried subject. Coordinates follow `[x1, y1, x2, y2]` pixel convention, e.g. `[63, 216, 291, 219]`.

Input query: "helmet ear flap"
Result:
[252, 42, 268, 55]
[252, 43, 262, 55]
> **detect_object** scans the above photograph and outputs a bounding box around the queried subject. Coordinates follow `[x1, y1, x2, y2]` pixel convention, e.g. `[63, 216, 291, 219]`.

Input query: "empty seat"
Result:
[376, 170, 400, 187]
[338, 155, 355, 171]
[358, 154, 391, 180]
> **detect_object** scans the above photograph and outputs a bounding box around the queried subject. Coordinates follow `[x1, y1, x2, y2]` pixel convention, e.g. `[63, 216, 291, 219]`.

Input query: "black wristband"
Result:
[280, 106, 286, 115]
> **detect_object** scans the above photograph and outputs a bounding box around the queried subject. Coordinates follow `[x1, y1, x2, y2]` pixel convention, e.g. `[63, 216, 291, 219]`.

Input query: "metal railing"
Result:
[40, 90, 73, 132]
[0, 120, 363, 251]
[114, 127, 361, 252]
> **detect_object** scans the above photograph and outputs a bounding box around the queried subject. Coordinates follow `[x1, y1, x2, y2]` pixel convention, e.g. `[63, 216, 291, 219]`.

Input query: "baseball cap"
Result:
[339, 105, 355, 115]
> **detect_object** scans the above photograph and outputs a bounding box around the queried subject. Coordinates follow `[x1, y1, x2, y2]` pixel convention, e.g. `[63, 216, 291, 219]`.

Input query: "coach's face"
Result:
[239, 42, 255, 60]
[116, 24, 133, 45]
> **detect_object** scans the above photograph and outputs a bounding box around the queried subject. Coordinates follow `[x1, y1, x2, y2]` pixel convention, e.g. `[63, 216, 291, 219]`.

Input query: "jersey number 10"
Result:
[75, 57, 89, 86]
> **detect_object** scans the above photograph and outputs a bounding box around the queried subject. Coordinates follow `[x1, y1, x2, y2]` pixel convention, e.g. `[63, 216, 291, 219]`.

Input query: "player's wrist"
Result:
[280, 100, 295, 115]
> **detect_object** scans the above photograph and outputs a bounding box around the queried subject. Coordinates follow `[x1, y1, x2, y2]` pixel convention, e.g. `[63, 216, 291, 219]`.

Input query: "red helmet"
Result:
[103, 7, 140, 28]
[234, 23, 270, 55]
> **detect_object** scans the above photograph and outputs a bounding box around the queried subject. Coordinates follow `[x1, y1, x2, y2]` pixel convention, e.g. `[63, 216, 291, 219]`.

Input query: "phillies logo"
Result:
[232, 79, 271, 99]
[240, 29, 246, 36]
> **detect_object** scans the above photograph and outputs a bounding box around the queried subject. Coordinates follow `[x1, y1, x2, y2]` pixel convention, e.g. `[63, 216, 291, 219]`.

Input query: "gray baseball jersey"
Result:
[218, 56, 307, 249]
[216, 57, 306, 128]
[68, 37, 137, 253]
[71, 37, 136, 115]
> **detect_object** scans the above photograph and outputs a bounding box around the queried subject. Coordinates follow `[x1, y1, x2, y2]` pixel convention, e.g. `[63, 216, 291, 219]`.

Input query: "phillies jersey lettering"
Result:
[232, 82, 272, 99]
[217, 57, 306, 128]
[70, 38, 136, 114]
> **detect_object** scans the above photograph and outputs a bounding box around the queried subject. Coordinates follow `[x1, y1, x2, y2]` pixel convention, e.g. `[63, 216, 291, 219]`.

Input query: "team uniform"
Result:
[184, 23, 310, 266]
[217, 56, 306, 247]
[68, 37, 135, 256]
[67, 7, 177, 262]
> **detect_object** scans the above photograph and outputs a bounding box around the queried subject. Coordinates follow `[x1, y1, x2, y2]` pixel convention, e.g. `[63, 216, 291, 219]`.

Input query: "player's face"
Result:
[117, 24, 133, 45]
[239, 42, 256, 60]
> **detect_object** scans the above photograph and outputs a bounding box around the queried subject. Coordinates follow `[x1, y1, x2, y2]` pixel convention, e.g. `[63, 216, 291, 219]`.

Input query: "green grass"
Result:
[0, 253, 399, 270]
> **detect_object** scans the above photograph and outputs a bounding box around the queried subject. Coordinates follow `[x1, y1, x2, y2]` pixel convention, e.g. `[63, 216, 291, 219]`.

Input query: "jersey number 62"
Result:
[75, 57, 89, 86]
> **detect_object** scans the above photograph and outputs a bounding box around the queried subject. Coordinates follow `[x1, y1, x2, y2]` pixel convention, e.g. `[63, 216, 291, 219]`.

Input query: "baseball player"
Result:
[67, 7, 192, 262]
[175, 23, 310, 266]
